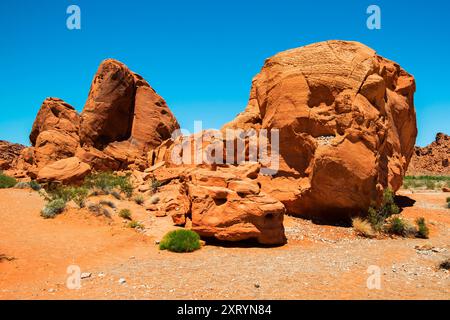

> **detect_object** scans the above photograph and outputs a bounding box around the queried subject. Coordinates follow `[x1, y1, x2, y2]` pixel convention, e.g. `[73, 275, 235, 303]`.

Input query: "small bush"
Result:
[386, 216, 405, 235]
[425, 180, 436, 190]
[151, 178, 162, 193]
[48, 186, 89, 208]
[367, 188, 399, 231]
[134, 194, 145, 205]
[439, 259, 450, 270]
[446, 197, 450, 203]
[41, 198, 66, 219]
[415, 217, 429, 239]
[87, 202, 111, 217]
[159, 229, 201, 253]
[110, 190, 122, 200]
[0, 172, 17, 189]
[119, 209, 132, 220]
[29, 180, 41, 191]
[84, 172, 133, 197]
[352, 218, 375, 238]
[14, 181, 30, 189]
[128, 220, 144, 230]
[149, 195, 160, 205]
[99, 200, 116, 209]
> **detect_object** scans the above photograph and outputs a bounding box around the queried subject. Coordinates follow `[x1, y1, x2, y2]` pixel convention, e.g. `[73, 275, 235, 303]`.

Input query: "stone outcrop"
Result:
[17, 59, 180, 181]
[37, 157, 91, 184]
[0, 141, 25, 170]
[135, 164, 286, 245]
[223, 40, 417, 220]
[407, 133, 449, 175]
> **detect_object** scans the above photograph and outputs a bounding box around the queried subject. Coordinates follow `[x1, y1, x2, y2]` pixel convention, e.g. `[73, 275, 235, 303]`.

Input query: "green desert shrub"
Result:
[151, 178, 162, 193]
[41, 198, 66, 219]
[415, 217, 430, 239]
[47, 186, 89, 208]
[128, 220, 144, 230]
[425, 180, 436, 190]
[29, 180, 41, 191]
[133, 194, 145, 205]
[119, 209, 132, 220]
[385, 216, 407, 236]
[84, 172, 133, 197]
[0, 172, 17, 189]
[159, 229, 201, 253]
[367, 188, 400, 231]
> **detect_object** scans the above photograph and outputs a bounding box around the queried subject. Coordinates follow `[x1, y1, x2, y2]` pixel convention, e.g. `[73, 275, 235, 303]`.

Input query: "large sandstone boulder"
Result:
[223, 40, 417, 220]
[141, 166, 286, 245]
[37, 157, 91, 184]
[80, 59, 180, 151]
[28, 98, 81, 168]
[80, 59, 136, 148]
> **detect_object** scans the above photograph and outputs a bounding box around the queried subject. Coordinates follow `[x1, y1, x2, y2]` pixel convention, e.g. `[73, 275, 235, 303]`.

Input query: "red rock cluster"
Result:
[0, 141, 25, 170]
[14, 59, 179, 183]
[407, 133, 449, 175]
[6, 40, 419, 244]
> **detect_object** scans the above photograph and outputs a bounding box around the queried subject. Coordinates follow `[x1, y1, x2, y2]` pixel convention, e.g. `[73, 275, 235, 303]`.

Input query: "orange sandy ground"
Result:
[0, 189, 449, 300]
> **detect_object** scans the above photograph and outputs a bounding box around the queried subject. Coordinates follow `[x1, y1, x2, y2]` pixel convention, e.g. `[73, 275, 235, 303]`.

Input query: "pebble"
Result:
[118, 278, 127, 285]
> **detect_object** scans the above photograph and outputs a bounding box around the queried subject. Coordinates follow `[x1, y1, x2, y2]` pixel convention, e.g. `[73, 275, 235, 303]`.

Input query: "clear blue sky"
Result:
[0, 0, 448, 146]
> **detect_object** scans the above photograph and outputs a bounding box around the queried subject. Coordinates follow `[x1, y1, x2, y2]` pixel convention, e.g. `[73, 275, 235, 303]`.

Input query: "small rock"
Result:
[81, 272, 92, 279]
[118, 278, 127, 285]
[254, 283, 260, 288]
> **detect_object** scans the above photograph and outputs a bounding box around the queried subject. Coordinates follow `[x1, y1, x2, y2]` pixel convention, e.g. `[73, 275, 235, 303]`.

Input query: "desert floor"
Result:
[0, 189, 448, 300]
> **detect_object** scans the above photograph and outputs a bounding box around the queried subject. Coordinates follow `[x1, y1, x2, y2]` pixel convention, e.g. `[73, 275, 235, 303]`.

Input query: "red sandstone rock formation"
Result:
[407, 133, 449, 175]
[0, 140, 25, 170]
[223, 40, 417, 220]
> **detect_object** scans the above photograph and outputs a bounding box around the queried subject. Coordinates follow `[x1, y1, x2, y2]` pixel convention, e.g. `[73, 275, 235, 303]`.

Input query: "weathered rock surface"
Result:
[37, 157, 91, 184]
[18, 59, 179, 173]
[0, 140, 25, 170]
[407, 133, 450, 175]
[224, 40, 417, 220]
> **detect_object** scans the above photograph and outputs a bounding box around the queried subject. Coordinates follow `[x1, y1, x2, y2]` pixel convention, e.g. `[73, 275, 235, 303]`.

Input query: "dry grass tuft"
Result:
[352, 218, 376, 238]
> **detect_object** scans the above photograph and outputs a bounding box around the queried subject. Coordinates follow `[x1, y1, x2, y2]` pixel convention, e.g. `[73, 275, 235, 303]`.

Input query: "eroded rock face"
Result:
[20, 59, 179, 173]
[408, 133, 450, 175]
[135, 165, 286, 245]
[37, 157, 91, 184]
[0, 141, 25, 170]
[224, 40, 417, 220]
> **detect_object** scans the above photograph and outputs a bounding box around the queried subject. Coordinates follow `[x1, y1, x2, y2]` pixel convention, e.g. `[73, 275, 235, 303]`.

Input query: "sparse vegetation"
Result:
[415, 217, 430, 239]
[41, 198, 66, 219]
[14, 181, 30, 189]
[403, 175, 450, 191]
[128, 220, 144, 230]
[367, 188, 399, 231]
[29, 180, 41, 191]
[352, 218, 375, 238]
[385, 216, 407, 236]
[133, 194, 145, 205]
[87, 202, 111, 218]
[119, 209, 132, 220]
[0, 172, 17, 189]
[149, 195, 160, 205]
[159, 229, 201, 253]
[46, 186, 89, 208]
[99, 200, 116, 209]
[151, 178, 162, 193]
[439, 259, 450, 270]
[84, 172, 133, 197]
